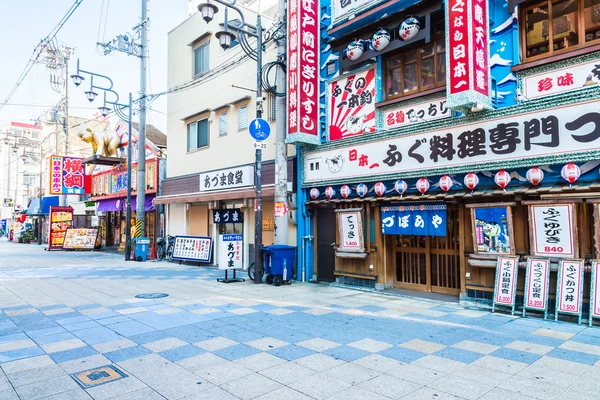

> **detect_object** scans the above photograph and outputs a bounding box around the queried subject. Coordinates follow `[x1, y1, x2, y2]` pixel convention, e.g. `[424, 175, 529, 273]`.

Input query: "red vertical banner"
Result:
[286, 0, 320, 145]
[446, 0, 491, 110]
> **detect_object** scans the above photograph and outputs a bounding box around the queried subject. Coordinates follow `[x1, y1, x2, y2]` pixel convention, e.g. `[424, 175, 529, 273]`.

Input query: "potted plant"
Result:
[21, 231, 32, 244]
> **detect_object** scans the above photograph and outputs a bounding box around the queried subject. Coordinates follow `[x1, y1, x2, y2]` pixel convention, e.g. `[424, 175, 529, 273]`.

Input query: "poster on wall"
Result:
[328, 68, 376, 141]
[530, 204, 575, 258]
[492, 256, 519, 315]
[381, 204, 447, 236]
[472, 207, 512, 254]
[555, 259, 584, 324]
[62, 228, 99, 250]
[590, 261, 600, 326]
[383, 98, 450, 129]
[335, 208, 365, 256]
[171, 235, 213, 263]
[49, 156, 86, 195]
[523, 258, 551, 318]
[47, 206, 73, 250]
[218, 234, 243, 270]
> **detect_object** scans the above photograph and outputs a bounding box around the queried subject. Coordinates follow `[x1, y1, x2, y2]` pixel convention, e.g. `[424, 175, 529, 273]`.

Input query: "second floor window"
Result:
[187, 119, 209, 151]
[219, 113, 228, 136]
[194, 42, 209, 77]
[238, 106, 248, 130]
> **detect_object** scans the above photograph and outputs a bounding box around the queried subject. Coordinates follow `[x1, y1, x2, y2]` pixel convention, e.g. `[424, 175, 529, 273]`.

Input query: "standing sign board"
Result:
[590, 261, 600, 326]
[529, 204, 576, 258]
[171, 235, 213, 263]
[217, 234, 245, 283]
[335, 208, 365, 257]
[555, 259, 584, 324]
[523, 258, 551, 319]
[47, 206, 73, 250]
[62, 228, 99, 250]
[492, 256, 519, 315]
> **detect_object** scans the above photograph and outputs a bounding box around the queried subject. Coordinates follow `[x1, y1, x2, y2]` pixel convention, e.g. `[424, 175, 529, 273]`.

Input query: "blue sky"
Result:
[0, 0, 189, 133]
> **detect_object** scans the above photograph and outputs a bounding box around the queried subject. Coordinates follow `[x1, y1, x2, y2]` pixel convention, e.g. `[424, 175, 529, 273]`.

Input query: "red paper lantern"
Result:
[325, 186, 336, 200]
[561, 162, 581, 186]
[439, 175, 453, 192]
[416, 177, 430, 195]
[340, 185, 351, 199]
[309, 188, 320, 200]
[394, 179, 407, 196]
[494, 170, 511, 190]
[356, 183, 368, 197]
[463, 172, 479, 192]
[526, 167, 544, 186]
[374, 182, 386, 196]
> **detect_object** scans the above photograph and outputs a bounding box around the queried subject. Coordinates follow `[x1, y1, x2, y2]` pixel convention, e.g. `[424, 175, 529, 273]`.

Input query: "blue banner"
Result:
[381, 204, 447, 236]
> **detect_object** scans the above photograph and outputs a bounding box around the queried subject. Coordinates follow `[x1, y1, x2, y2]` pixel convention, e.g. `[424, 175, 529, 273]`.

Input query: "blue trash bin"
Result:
[262, 245, 296, 286]
[133, 237, 151, 262]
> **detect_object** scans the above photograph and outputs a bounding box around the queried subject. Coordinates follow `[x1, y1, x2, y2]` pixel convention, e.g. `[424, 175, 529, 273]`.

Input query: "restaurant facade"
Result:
[291, 0, 600, 316]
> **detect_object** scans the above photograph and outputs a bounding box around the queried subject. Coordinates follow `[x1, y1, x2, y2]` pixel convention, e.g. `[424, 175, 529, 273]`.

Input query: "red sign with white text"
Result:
[49, 156, 86, 195]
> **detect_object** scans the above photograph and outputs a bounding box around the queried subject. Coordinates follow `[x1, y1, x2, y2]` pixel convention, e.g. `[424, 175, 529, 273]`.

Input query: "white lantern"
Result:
[346, 40, 364, 61]
[371, 28, 391, 51]
[399, 17, 420, 41]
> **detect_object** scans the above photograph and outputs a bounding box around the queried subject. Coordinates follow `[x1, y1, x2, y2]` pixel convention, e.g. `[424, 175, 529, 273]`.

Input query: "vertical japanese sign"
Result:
[287, 0, 320, 145]
[335, 209, 364, 254]
[47, 206, 74, 250]
[523, 258, 550, 318]
[49, 156, 86, 195]
[530, 204, 575, 258]
[493, 256, 519, 315]
[218, 234, 243, 270]
[328, 68, 375, 141]
[590, 261, 600, 326]
[555, 259, 584, 323]
[445, 0, 490, 110]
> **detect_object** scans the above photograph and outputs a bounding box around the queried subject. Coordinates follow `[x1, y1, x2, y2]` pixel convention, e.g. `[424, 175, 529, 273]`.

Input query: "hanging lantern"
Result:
[416, 177, 430, 195]
[399, 17, 420, 41]
[526, 167, 544, 186]
[346, 40, 364, 61]
[374, 181, 386, 196]
[340, 184, 351, 199]
[356, 183, 368, 197]
[561, 162, 581, 187]
[463, 172, 479, 193]
[439, 175, 454, 192]
[325, 186, 336, 200]
[309, 188, 320, 200]
[394, 179, 407, 197]
[494, 170, 511, 191]
[371, 28, 391, 51]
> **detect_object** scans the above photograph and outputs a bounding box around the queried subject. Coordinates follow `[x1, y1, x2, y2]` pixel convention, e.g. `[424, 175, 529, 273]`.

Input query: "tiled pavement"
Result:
[0, 241, 599, 399]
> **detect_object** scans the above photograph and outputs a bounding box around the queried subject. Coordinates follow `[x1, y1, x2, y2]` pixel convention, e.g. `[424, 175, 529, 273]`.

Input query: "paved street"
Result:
[0, 241, 598, 400]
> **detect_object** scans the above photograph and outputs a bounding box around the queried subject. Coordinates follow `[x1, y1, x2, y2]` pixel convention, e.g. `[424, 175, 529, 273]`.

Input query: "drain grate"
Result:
[71, 365, 128, 389]
[135, 293, 169, 299]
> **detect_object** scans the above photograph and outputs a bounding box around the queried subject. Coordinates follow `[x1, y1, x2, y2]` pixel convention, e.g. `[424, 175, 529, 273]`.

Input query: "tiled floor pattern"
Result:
[0, 242, 599, 399]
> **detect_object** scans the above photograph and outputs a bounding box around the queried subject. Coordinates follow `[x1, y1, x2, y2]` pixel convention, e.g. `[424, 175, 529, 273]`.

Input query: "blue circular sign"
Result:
[248, 118, 271, 141]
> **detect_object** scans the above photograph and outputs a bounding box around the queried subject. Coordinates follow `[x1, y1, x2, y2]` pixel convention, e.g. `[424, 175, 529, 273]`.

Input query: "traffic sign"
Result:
[253, 141, 267, 150]
[248, 118, 271, 141]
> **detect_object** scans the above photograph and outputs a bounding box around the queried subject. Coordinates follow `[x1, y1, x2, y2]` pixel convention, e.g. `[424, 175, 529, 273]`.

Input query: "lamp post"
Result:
[71, 60, 134, 261]
[198, 0, 266, 283]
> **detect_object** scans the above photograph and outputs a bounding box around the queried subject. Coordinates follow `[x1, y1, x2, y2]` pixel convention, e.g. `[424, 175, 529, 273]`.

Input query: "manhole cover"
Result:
[71, 365, 128, 389]
[135, 293, 169, 299]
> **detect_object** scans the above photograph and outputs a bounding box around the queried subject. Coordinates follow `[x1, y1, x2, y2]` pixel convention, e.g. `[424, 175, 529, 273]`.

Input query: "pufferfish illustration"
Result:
[399, 17, 420, 41]
[346, 114, 366, 135]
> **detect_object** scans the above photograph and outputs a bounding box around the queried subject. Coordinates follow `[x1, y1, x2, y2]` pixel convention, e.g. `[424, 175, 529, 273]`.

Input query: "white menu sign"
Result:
[218, 234, 243, 270]
[524, 58, 600, 100]
[199, 165, 254, 192]
[336, 209, 364, 253]
[524, 258, 550, 310]
[531, 205, 574, 258]
[557, 260, 583, 314]
[592, 261, 600, 319]
[172, 235, 213, 263]
[383, 98, 450, 130]
[494, 257, 517, 306]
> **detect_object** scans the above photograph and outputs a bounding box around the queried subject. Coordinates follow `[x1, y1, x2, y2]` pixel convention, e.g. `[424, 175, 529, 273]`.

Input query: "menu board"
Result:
[48, 206, 73, 250]
[172, 235, 213, 263]
[63, 228, 99, 250]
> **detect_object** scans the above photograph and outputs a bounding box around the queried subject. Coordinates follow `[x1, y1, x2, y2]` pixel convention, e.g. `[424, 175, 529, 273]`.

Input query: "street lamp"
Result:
[71, 59, 135, 261]
[198, 0, 266, 283]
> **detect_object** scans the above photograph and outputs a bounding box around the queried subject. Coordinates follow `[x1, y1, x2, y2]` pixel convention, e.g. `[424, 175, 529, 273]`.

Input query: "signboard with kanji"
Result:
[287, 0, 320, 145]
[171, 235, 213, 263]
[331, 0, 380, 21]
[445, 0, 491, 110]
[589, 261, 600, 326]
[383, 98, 450, 130]
[328, 68, 375, 141]
[555, 259, 584, 324]
[212, 209, 243, 224]
[218, 234, 243, 270]
[381, 204, 447, 236]
[524, 58, 600, 100]
[199, 166, 254, 192]
[492, 256, 519, 315]
[335, 208, 364, 256]
[47, 206, 73, 250]
[530, 204, 575, 258]
[49, 156, 86, 195]
[523, 258, 551, 319]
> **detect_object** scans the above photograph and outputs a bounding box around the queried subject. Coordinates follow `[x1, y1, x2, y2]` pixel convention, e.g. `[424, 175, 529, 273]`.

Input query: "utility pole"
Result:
[273, 0, 287, 244]
[136, 0, 148, 238]
[254, 14, 264, 283]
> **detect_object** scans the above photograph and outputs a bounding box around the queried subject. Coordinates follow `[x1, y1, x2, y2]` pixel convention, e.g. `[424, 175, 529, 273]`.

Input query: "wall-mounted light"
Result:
[471, 102, 484, 112]
[371, 28, 391, 52]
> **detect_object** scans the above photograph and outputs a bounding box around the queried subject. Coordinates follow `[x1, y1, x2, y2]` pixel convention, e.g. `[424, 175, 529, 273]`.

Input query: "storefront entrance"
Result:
[316, 208, 336, 282]
[393, 206, 461, 295]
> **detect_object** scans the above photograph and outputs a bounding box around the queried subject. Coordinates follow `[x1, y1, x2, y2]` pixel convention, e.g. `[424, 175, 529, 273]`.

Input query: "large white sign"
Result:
[494, 257, 518, 306]
[531, 205, 575, 258]
[331, 0, 381, 20]
[591, 261, 600, 319]
[172, 235, 213, 263]
[336, 209, 364, 254]
[524, 59, 600, 100]
[557, 260, 583, 315]
[305, 100, 600, 183]
[218, 234, 243, 270]
[383, 98, 450, 130]
[199, 165, 254, 192]
[524, 258, 550, 311]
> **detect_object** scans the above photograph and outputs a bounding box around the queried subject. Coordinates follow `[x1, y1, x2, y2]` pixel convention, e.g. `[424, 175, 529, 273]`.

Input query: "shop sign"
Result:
[111, 172, 128, 193]
[199, 165, 254, 192]
[331, 0, 378, 20]
[328, 68, 375, 140]
[555, 259, 584, 322]
[383, 98, 450, 130]
[590, 261, 600, 325]
[381, 203, 446, 236]
[49, 156, 86, 195]
[48, 206, 73, 250]
[172, 235, 213, 263]
[262, 217, 275, 231]
[274, 202, 288, 217]
[3, 197, 13, 207]
[493, 256, 518, 314]
[62, 228, 99, 250]
[212, 209, 243, 224]
[446, 0, 491, 109]
[530, 204, 575, 258]
[304, 100, 600, 183]
[219, 234, 243, 270]
[335, 208, 364, 253]
[523, 258, 550, 316]
[287, 0, 320, 145]
[523, 58, 600, 100]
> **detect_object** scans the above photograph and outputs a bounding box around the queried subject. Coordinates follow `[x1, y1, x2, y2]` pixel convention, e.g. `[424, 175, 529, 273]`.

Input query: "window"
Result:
[522, 0, 600, 61]
[31, 131, 40, 139]
[238, 106, 248, 130]
[219, 113, 228, 136]
[23, 174, 36, 186]
[187, 119, 209, 151]
[193, 42, 209, 77]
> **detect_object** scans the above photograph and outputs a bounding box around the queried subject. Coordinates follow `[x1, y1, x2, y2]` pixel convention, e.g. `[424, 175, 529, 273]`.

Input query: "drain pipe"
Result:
[296, 146, 313, 282]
